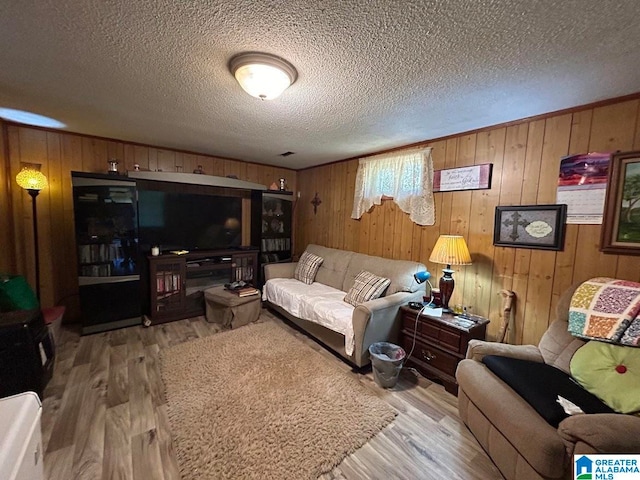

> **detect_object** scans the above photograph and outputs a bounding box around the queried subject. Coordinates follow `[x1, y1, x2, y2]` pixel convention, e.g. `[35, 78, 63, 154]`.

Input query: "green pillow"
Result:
[570, 341, 640, 414]
[0, 275, 39, 311]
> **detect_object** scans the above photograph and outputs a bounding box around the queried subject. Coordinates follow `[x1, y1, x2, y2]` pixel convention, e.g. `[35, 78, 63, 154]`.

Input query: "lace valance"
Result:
[351, 147, 435, 226]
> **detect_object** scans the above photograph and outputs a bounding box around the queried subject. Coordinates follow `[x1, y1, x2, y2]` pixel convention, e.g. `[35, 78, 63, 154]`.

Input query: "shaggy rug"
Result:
[160, 321, 396, 480]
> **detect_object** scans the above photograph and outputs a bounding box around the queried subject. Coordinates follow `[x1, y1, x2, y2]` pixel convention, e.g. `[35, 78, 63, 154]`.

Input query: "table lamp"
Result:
[428, 235, 472, 313]
[413, 270, 434, 306]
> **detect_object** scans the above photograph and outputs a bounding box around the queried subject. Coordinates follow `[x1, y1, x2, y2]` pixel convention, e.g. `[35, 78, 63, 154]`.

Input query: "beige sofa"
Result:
[263, 244, 427, 367]
[456, 284, 640, 480]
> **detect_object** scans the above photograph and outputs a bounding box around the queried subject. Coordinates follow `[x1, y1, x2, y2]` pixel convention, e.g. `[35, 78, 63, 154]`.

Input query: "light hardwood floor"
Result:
[42, 309, 503, 480]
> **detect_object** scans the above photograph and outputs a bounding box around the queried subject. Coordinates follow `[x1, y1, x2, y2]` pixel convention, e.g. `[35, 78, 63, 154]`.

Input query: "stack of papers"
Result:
[422, 306, 443, 317]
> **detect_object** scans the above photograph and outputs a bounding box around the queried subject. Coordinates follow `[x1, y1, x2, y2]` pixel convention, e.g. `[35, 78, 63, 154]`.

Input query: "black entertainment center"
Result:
[71, 171, 281, 333]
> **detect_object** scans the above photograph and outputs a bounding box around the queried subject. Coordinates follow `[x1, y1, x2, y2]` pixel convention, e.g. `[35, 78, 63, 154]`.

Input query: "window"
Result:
[351, 147, 435, 226]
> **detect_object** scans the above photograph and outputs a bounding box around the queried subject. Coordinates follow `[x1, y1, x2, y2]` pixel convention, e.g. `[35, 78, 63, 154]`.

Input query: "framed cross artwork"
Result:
[493, 204, 568, 251]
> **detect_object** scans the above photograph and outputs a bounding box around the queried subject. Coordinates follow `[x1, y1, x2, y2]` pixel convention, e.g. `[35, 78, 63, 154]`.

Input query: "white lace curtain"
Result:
[351, 147, 435, 226]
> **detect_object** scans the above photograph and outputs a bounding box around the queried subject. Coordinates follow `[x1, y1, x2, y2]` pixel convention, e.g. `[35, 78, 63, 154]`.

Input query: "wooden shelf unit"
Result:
[145, 248, 258, 325]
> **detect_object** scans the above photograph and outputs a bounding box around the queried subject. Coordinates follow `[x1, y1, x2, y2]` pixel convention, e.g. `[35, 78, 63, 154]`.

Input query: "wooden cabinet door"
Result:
[231, 252, 258, 284]
[149, 257, 186, 319]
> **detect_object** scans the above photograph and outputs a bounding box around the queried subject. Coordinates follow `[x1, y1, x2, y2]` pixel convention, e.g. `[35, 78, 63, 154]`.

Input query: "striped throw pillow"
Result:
[344, 271, 391, 306]
[294, 251, 324, 285]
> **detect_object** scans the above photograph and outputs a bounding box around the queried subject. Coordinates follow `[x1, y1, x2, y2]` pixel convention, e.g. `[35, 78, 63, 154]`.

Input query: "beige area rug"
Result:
[161, 320, 396, 480]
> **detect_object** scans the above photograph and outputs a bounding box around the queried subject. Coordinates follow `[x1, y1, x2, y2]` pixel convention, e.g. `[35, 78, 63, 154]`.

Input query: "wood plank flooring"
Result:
[42, 308, 503, 480]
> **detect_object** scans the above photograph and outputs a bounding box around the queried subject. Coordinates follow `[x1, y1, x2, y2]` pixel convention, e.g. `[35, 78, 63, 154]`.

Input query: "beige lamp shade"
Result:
[429, 235, 472, 266]
[16, 166, 48, 191]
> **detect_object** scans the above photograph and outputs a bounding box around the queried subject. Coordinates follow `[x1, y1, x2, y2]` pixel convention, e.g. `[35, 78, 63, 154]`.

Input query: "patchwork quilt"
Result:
[568, 277, 640, 347]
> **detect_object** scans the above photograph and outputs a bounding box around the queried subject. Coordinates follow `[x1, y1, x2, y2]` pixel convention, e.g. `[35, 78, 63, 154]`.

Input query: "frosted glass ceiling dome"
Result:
[230, 52, 297, 100]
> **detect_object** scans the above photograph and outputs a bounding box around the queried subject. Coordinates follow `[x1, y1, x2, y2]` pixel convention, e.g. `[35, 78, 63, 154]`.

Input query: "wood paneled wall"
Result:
[0, 122, 296, 320]
[295, 98, 640, 345]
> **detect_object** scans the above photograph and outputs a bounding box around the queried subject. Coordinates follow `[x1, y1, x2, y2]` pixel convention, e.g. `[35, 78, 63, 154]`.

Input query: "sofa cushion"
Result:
[343, 252, 424, 295]
[305, 244, 353, 290]
[344, 271, 391, 306]
[262, 278, 356, 355]
[538, 320, 585, 373]
[305, 244, 425, 295]
[482, 355, 614, 428]
[570, 340, 640, 414]
[294, 251, 324, 285]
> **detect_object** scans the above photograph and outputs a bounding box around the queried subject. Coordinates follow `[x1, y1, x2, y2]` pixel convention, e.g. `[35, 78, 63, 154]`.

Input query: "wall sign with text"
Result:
[433, 163, 493, 193]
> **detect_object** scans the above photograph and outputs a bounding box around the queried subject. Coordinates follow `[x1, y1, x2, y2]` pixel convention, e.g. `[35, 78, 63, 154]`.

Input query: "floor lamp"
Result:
[16, 164, 48, 302]
[428, 235, 472, 313]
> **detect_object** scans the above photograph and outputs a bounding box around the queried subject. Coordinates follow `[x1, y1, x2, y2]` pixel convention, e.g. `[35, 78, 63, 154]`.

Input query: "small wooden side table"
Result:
[399, 306, 489, 395]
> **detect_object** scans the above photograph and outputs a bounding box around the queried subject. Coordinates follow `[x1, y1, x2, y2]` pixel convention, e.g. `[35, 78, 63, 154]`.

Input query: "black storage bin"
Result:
[0, 308, 54, 399]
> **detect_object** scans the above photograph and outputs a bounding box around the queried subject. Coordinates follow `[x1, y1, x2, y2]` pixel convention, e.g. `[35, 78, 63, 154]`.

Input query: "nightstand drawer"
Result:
[439, 327, 461, 350]
[418, 320, 460, 351]
[401, 336, 458, 378]
[402, 311, 421, 331]
[420, 321, 439, 340]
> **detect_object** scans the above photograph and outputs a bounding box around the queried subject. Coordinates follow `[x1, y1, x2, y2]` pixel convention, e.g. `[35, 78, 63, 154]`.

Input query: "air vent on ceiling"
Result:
[280, 151, 295, 157]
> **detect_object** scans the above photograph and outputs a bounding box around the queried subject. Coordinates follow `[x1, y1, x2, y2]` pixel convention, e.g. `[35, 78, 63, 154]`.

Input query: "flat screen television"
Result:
[138, 190, 242, 252]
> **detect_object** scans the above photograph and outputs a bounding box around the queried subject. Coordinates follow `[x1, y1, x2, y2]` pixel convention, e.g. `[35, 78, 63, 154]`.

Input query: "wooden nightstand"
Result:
[399, 306, 489, 395]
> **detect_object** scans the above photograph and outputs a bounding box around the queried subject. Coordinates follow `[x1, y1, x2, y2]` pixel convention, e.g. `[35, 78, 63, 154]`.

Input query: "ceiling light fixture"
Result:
[229, 52, 297, 100]
[0, 108, 65, 128]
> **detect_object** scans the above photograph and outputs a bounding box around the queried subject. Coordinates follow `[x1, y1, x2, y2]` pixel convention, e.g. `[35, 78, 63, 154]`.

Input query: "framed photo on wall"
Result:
[493, 204, 567, 250]
[601, 150, 640, 255]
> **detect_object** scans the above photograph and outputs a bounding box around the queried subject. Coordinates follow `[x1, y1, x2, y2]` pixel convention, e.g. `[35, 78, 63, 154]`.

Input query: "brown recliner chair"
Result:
[456, 284, 640, 480]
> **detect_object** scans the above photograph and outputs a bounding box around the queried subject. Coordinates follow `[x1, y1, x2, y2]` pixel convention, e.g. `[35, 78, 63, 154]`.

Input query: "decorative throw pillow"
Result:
[570, 340, 640, 414]
[344, 271, 391, 307]
[294, 251, 324, 285]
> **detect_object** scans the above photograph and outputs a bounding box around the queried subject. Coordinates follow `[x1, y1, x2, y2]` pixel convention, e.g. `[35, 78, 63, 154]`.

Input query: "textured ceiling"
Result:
[1, 1, 640, 169]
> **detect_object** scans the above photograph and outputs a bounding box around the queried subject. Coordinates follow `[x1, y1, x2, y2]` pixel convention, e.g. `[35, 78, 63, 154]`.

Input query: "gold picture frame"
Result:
[601, 150, 640, 255]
